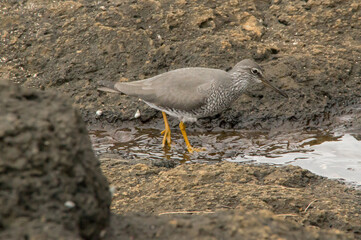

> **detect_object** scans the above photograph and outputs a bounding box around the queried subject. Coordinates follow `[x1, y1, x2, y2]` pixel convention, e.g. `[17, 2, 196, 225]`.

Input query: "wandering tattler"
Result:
[99, 59, 288, 153]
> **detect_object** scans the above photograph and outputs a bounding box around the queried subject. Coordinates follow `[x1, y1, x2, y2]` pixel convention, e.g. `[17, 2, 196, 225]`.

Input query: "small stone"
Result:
[242, 15, 264, 37]
[134, 109, 141, 118]
[99, 229, 107, 238]
[96, 110, 103, 116]
[64, 201, 76, 208]
[109, 186, 116, 197]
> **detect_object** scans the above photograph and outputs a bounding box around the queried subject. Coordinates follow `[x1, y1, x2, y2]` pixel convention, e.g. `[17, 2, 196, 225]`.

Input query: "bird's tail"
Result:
[98, 81, 121, 93]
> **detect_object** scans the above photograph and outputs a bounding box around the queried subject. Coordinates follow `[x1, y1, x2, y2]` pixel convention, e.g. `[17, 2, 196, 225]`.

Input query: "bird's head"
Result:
[230, 59, 288, 98]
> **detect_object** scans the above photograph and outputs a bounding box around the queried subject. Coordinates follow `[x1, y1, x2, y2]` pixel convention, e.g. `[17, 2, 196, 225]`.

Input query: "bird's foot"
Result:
[161, 128, 172, 148]
[187, 146, 206, 154]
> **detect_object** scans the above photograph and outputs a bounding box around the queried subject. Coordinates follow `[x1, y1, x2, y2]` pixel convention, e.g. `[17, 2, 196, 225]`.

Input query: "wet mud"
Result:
[1, 0, 361, 239]
[1, 0, 360, 131]
[101, 160, 361, 239]
[90, 127, 342, 163]
[89, 127, 361, 188]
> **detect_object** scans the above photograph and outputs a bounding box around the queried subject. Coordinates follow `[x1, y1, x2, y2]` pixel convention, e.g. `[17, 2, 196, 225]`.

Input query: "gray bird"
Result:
[98, 59, 288, 153]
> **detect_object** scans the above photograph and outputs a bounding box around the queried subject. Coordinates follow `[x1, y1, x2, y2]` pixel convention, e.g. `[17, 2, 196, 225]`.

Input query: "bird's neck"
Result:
[230, 71, 250, 92]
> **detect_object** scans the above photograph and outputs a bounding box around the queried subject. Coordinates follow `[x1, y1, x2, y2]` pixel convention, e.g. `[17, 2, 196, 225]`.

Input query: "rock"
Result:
[0, 81, 111, 240]
[241, 14, 264, 37]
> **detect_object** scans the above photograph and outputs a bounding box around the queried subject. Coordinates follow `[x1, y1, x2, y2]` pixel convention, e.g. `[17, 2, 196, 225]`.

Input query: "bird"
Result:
[98, 59, 288, 153]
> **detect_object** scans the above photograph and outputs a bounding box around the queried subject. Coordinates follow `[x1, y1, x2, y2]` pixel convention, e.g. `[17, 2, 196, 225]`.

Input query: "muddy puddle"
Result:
[89, 127, 361, 188]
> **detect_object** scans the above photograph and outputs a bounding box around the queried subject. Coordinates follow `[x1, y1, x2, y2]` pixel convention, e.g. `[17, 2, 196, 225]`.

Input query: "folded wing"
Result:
[114, 68, 231, 112]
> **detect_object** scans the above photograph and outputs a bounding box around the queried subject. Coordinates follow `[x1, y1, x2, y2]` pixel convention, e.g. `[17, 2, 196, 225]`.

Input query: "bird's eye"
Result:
[251, 68, 260, 75]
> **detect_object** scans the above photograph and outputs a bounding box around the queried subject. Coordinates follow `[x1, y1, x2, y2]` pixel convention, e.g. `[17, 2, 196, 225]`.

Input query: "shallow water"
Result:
[89, 127, 361, 188]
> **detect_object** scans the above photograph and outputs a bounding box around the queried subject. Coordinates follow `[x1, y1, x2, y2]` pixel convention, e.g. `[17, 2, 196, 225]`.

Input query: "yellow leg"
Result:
[161, 112, 171, 147]
[179, 121, 204, 153]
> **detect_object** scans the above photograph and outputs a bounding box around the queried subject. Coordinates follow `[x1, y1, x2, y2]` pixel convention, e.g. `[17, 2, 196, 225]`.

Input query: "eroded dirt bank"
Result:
[100, 159, 360, 239]
[1, 0, 360, 131]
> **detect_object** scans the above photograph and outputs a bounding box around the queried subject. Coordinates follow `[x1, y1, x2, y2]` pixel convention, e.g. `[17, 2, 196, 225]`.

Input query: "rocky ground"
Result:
[1, 0, 360, 131]
[101, 158, 361, 239]
[1, 0, 361, 239]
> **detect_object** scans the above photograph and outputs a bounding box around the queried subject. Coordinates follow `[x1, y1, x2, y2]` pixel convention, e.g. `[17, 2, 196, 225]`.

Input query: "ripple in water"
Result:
[89, 127, 361, 188]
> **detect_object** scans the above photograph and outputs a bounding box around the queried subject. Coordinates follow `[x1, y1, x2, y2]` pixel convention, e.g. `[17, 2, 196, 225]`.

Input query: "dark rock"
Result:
[0, 81, 111, 240]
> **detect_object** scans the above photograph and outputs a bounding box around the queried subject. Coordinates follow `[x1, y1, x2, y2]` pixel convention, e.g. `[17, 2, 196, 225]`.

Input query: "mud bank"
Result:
[1, 0, 360, 131]
[100, 158, 361, 239]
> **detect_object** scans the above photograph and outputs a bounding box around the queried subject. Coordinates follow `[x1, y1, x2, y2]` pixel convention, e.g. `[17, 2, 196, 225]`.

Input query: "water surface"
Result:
[90, 128, 361, 188]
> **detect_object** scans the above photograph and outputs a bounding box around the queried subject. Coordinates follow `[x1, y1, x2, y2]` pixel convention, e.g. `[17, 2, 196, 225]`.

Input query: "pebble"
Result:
[134, 109, 141, 118]
[64, 200, 76, 208]
[96, 110, 103, 116]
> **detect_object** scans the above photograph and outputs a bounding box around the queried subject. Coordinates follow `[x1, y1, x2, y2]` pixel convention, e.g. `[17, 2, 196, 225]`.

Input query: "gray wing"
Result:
[113, 68, 232, 111]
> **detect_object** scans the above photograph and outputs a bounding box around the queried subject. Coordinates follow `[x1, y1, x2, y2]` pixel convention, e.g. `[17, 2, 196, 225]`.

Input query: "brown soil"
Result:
[100, 158, 361, 239]
[1, 0, 361, 239]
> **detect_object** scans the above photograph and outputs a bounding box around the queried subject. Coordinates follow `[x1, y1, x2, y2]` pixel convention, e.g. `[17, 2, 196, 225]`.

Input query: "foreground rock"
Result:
[108, 210, 350, 240]
[101, 158, 361, 239]
[0, 81, 111, 240]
